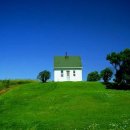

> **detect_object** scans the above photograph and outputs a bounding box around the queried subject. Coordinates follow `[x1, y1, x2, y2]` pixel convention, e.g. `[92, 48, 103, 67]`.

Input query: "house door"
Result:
[66, 71, 70, 81]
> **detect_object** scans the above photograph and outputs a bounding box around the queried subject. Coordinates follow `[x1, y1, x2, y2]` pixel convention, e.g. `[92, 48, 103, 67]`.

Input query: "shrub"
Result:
[2, 80, 10, 88]
[87, 71, 100, 81]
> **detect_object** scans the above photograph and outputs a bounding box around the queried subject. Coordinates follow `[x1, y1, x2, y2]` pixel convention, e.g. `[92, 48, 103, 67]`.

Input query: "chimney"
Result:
[65, 52, 68, 59]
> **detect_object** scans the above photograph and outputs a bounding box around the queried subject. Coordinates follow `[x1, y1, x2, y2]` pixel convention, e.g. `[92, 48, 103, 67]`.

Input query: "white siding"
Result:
[54, 69, 82, 81]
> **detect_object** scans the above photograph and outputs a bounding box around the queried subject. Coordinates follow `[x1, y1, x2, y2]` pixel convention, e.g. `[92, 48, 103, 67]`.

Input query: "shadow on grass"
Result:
[102, 82, 130, 90]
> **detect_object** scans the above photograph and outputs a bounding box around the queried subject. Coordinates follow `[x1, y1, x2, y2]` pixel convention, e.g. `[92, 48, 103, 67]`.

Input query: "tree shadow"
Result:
[101, 82, 130, 90]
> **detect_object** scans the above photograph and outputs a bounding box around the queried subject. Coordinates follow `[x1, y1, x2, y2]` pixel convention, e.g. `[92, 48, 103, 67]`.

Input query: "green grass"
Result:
[0, 82, 130, 130]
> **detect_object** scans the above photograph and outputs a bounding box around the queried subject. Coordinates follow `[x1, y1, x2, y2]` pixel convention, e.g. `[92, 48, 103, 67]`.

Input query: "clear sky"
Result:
[0, 0, 130, 80]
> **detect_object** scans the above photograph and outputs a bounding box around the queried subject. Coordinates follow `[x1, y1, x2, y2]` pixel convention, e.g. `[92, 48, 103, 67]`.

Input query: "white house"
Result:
[54, 54, 82, 81]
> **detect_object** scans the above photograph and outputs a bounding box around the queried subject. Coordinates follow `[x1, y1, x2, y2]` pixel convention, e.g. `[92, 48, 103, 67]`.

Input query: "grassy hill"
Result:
[0, 82, 130, 130]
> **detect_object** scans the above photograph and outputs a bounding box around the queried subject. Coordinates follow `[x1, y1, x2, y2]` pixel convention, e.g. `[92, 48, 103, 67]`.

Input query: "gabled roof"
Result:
[54, 56, 82, 69]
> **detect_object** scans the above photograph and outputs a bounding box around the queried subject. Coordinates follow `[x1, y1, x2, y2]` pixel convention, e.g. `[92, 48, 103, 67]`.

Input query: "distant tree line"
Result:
[87, 68, 113, 83]
[87, 48, 130, 89]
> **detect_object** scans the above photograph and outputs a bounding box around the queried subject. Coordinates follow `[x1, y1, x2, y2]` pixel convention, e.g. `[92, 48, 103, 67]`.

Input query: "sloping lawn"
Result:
[0, 82, 130, 130]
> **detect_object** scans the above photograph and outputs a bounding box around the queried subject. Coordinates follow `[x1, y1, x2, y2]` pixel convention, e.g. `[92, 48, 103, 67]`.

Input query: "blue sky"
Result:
[0, 0, 130, 80]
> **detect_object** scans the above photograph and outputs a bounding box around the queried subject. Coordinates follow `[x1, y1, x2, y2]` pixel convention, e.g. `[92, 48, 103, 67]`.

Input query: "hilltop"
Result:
[0, 82, 130, 130]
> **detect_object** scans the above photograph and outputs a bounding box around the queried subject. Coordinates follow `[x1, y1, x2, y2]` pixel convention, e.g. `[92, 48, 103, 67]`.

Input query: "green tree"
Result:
[100, 68, 113, 83]
[87, 71, 100, 81]
[121, 49, 130, 84]
[37, 70, 51, 83]
[107, 48, 130, 85]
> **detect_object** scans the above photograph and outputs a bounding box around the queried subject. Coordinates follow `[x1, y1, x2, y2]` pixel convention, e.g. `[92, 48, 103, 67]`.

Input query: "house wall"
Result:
[54, 69, 82, 81]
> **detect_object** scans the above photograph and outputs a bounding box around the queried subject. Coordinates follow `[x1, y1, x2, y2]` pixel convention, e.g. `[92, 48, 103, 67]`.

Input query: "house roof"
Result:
[54, 56, 82, 69]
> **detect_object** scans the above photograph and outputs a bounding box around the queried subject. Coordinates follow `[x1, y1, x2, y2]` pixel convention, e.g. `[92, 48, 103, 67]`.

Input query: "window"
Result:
[61, 70, 63, 77]
[73, 70, 76, 76]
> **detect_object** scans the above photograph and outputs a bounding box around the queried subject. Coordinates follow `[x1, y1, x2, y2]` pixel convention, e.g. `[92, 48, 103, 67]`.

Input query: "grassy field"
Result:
[0, 82, 130, 130]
